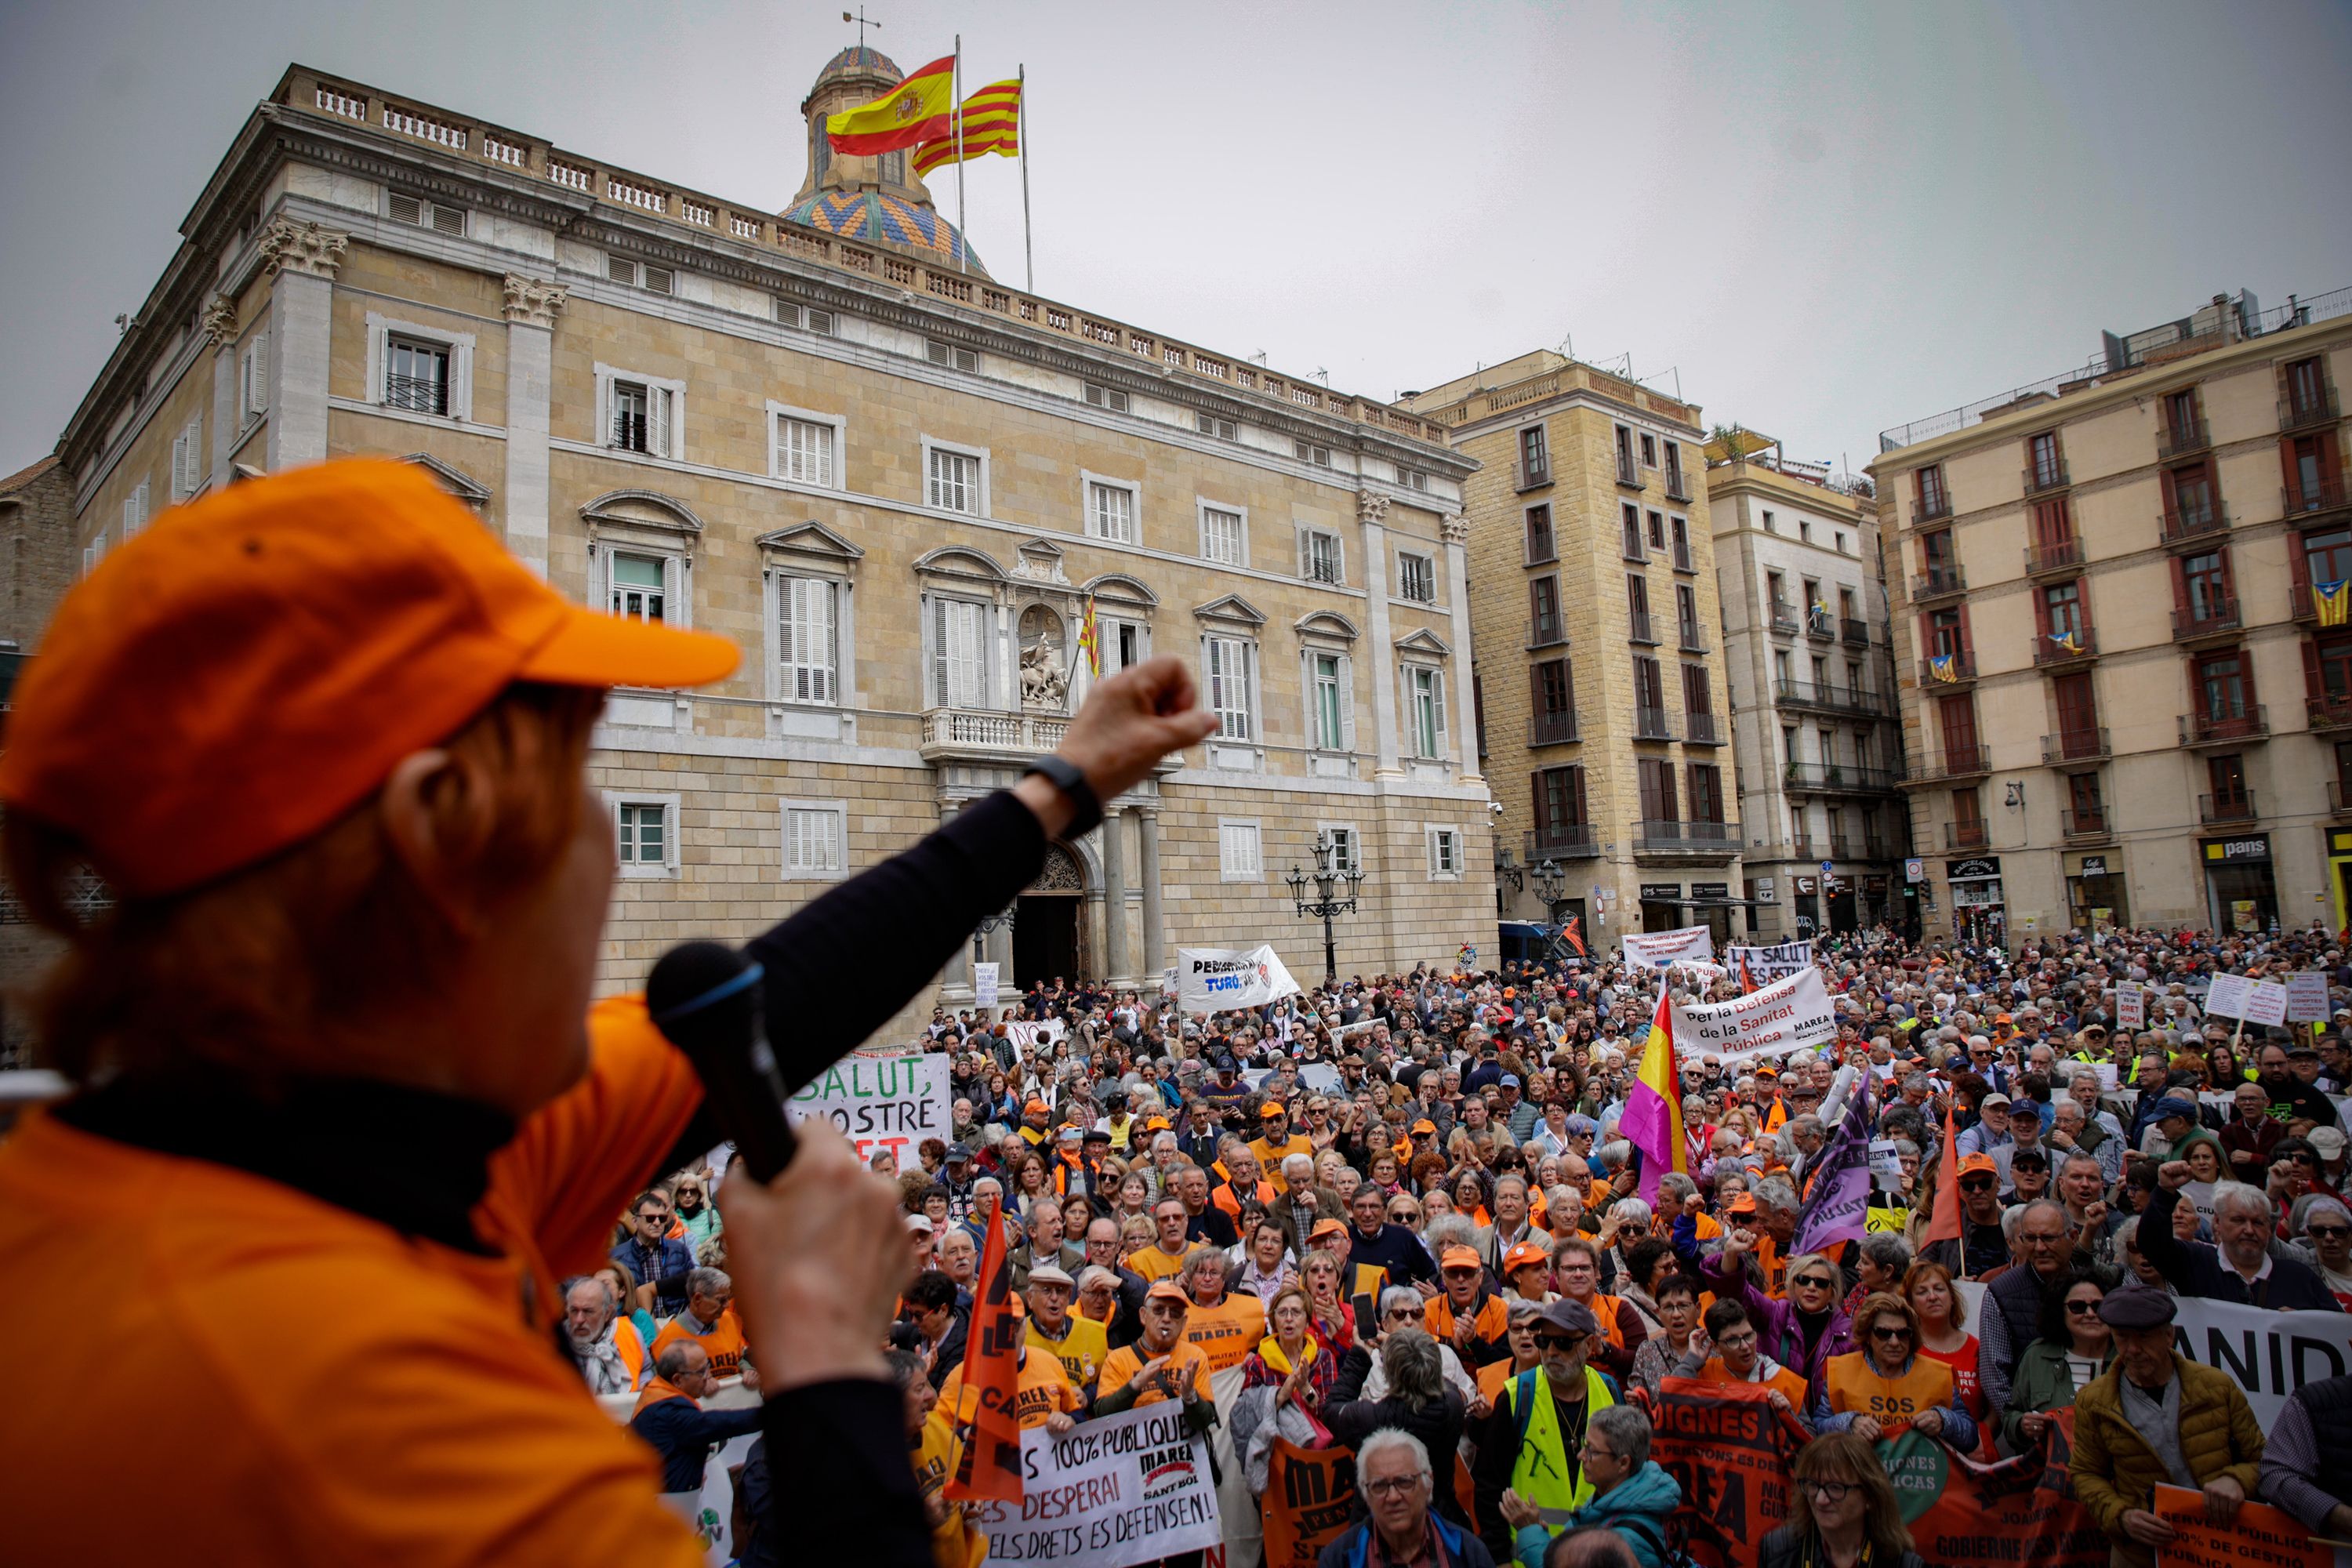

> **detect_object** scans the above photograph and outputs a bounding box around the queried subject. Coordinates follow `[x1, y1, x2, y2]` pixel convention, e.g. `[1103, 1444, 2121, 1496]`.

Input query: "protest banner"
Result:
[1650, 1378, 1803, 1568]
[1726, 938, 1813, 986]
[2114, 981, 2145, 1030]
[2153, 1484, 2340, 1568]
[1673, 967, 1838, 1064]
[2245, 979, 2291, 1028]
[2205, 971, 2254, 1020]
[1176, 945, 1304, 1014]
[1893, 1415, 2107, 1568]
[975, 1402, 1221, 1568]
[2288, 971, 2333, 1025]
[1259, 1439, 1357, 1567]
[1865, 1203, 1911, 1234]
[1624, 924, 1715, 969]
[1004, 1018, 1067, 1051]
[1205, 1365, 1260, 1568]
[786, 1050, 949, 1166]
[972, 961, 1000, 1009]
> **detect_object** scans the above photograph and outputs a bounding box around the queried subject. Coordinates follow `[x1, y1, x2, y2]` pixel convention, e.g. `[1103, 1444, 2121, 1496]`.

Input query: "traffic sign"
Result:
[1820, 860, 1835, 874]
[1904, 858, 1925, 883]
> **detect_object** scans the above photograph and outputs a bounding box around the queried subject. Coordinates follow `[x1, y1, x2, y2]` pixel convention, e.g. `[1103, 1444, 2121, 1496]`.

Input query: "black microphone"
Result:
[648, 941, 799, 1182]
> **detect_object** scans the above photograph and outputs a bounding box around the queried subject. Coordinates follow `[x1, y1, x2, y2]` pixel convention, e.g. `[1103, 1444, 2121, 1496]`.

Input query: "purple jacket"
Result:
[1700, 1249, 1854, 1421]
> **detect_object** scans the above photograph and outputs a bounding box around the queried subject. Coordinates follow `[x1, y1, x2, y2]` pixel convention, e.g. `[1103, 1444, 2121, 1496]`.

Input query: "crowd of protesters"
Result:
[585, 914, 2352, 1568]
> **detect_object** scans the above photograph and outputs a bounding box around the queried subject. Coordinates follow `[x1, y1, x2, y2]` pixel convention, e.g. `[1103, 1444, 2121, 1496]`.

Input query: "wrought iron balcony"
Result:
[1530, 707, 1581, 746]
[2285, 477, 2350, 519]
[1921, 649, 1977, 685]
[1784, 760, 1898, 793]
[2024, 459, 2071, 497]
[1944, 820, 1990, 850]
[1915, 489, 1953, 524]
[1678, 623, 1710, 655]
[2156, 414, 2210, 461]
[1632, 705, 1675, 741]
[1806, 611, 1837, 641]
[1841, 616, 1870, 648]
[1908, 744, 1991, 782]
[1911, 566, 1966, 603]
[2024, 536, 2083, 577]
[1635, 819, 1740, 858]
[2180, 706, 2270, 746]
[1683, 711, 1724, 746]
[1665, 473, 1693, 503]
[2159, 503, 2229, 548]
[2041, 728, 2110, 764]
[2309, 692, 2352, 732]
[1529, 613, 1567, 648]
[2060, 808, 2112, 840]
[2172, 600, 2241, 644]
[1524, 824, 1600, 860]
[2032, 626, 2099, 667]
[1616, 455, 1643, 488]
[2281, 387, 2340, 434]
[1769, 608, 1801, 637]
[1628, 611, 1661, 645]
[384, 371, 448, 416]
[1514, 457, 1552, 492]
[2198, 792, 2257, 825]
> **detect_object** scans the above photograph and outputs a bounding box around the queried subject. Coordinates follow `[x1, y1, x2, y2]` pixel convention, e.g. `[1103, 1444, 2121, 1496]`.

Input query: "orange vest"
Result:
[1098, 1338, 1214, 1406]
[1478, 1356, 1540, 1405]
[613, 1316, 648, 1389]
[1753, 1234, 1788, 1296]
[1182, 1292, 1269, 1375]
[1693, 1355, 1809, 1410]
[1127, 1243, 1190, 1283]
[1212, 1178, 1276, 1223]
[1250, 1133, 1315, 1170]
[912, 1412, 987, 1568]
[1424, 1290, 1512, 1363]
[1823, 1350, 1954, 1435]
[630, 1374, 695, 1420]
[1573, 1291, 1631, 1350]
[649, 1305, 747, 1381]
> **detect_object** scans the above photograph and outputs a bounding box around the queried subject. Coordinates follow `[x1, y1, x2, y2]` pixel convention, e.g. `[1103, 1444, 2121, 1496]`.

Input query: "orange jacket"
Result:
[0, 997, 710, 1565]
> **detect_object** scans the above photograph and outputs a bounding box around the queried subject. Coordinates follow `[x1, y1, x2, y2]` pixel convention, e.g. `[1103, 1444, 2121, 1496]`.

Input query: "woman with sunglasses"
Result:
[1818, 1293, 1977, 1451]
[1999, 1268, 2111, 1456]
[1758, 1429, 1925, 1568]
[1702, 1229, 1854, 1423]
[2290, 1192, 2352, 1307]
[670, 1174, 720, 1251]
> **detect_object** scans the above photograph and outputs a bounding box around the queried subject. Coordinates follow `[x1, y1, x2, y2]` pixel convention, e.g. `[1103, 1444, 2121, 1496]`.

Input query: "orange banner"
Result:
[1260, 1439, 1356, 1567]
[1649, 1377, 1808, 1568]
[946, 1214, 1024, 1501]
[2154, 1485, 2335, 1568]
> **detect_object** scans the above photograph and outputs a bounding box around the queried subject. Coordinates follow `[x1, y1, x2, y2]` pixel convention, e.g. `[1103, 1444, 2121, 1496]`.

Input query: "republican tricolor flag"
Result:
[1621, 989, 1688, 1203]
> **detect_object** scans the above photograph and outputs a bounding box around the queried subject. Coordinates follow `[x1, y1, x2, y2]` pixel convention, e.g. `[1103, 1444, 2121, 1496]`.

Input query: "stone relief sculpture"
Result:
[1020, 640, 1069, 708]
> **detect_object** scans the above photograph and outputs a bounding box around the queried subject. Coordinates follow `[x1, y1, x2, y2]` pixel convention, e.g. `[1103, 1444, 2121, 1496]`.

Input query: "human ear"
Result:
[376, 747, 500, 936]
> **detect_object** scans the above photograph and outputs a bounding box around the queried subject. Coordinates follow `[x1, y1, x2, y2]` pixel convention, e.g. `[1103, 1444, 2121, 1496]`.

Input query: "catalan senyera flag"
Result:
[1621, 989, 1687, 1204]
[913, 77, 1022, 177]
[1076, 594, 1100, 677]
[946, 1204, 1025, 1502]
[2318, 579, 2351, 629]
[826, 55, 958, 155]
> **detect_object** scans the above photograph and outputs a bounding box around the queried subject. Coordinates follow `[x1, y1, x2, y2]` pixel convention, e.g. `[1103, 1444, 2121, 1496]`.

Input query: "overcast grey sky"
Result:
[3, 0, 2348, 480]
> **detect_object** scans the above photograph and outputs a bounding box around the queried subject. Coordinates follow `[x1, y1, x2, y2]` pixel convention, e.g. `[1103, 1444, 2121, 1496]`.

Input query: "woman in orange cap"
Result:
[0, 461, 1214, 1566]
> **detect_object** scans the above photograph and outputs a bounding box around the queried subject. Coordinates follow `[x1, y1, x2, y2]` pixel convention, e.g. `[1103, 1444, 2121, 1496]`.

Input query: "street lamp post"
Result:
[1284, 830, 1366, 991]
[1530, 858, 1566, 924]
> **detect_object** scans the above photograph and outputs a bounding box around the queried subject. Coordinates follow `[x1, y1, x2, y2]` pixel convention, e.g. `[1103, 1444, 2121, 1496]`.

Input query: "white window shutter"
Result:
[1339, 655, 1357, 752]
[1431, 670, 1446, 754]
[250, 332, 270, 414]
[650, 387, 672, 457]
[1297, 529, 1310, 578]
[1298, 649, 1313, 748]
[927, 597, 946, 707]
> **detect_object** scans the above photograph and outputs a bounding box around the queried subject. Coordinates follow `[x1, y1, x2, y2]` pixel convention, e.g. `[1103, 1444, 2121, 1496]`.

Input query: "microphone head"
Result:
[648, 939, 753, 1024]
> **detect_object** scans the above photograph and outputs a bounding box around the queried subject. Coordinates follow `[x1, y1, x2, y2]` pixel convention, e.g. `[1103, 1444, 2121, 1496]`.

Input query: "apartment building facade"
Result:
[45, 54, 1497, 1035]
[1873, 289, 2352, 943]
[1403, 354, 1740, 948]
[1707, 448, 1906, 937]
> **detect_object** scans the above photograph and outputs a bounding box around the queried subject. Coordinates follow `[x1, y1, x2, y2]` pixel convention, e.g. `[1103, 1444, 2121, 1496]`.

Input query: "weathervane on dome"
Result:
[842, 7, 882, 52]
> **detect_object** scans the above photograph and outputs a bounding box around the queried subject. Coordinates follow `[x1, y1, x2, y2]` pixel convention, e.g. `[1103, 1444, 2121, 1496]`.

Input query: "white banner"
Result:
[2289, 971, 2333, 1025]
[973, 962, 1000, 1009]
[1671, 967, 1838, 1064]
[1624, 925, 1715, 969]
[2114, 982, 2145, 1031]
[1004, 1019, 1068, 1051]
[2205, 971, 2253, 1020]
[977, 1401, 1223, 1567]
[2245, 980, 2291, 1028]
[787, 1051, 951, 1167]
[1726, 939, 1814, 986]
[1176, 945, 1303, 1014]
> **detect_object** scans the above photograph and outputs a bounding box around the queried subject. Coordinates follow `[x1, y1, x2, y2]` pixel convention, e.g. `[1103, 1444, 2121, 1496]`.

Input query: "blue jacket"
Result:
[612, 1235, 695, 1315]
[1512, 1460, 1683, 1568]
[1319, 1512, 1496, 1568]
[629, 1392, 764, 1494]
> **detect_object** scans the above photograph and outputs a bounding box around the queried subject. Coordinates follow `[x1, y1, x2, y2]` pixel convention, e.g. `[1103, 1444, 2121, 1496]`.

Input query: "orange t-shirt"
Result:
[649, 1305, 748, 1381]
[0, 996, 711, 1565]
[1182, 1293, 1269, 1374]
[1098, 1338, 1214, 1406]
[937, 1346, 1083, 1432]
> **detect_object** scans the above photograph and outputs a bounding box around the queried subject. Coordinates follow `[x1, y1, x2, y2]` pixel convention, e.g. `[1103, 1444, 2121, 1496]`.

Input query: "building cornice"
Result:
[1703, 461, 1867, 522]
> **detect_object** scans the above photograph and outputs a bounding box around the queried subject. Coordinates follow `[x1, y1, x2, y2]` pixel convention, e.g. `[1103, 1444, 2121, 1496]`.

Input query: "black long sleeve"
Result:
[759, 1380, 929, 1568]
[748, 789, 1047, 1091]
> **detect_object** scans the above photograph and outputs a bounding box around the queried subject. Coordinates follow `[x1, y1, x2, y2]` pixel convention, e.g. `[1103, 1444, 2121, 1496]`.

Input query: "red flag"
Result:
[946, 1214, 1025, 1501]
[1924, 1097, 1962, 1244]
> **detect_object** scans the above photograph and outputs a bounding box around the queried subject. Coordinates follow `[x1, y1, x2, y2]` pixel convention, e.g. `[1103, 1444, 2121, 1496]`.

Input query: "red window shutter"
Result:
[2169, 557, 2190, 615]
[2305, 640, 2325, 700]
[2283, 435, 2305, 506]
[1957, 603, 1975, 659]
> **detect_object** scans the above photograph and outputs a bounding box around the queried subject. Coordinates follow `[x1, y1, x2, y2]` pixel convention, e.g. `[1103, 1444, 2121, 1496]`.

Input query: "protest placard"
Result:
[1726, 938, 1813, 985]
[1896, 1414, 2108, 1568]
[2205, 971, 2254, 1020]
[786, 1050, 950, 1166]
[2114, 981, 2145, 1030]
[2288, 971, 2333, 1025]
[1650, 1378, 1804, 1568]
[972, 961, 1000, 1009]
[1176, 945, 1303, 1014]
[975, 1402, 1221, 1568]
[1258, 1439, 1356, 1567]
[2245, 979, 2291, 1027]
[1673, 967, 1838, 1064]
[1869, 1138, 1902, 1185]
[1624, 924, 1715, 969]
[2153, 1485, 2336, 1568]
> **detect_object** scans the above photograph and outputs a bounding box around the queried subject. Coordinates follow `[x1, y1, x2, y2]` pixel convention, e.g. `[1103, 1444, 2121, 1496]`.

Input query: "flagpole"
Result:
[1018, 64, 1033, 293]
[953, 36, 967, 274]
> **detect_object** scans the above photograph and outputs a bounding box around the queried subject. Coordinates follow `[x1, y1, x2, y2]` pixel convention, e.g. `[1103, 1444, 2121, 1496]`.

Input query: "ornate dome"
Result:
[814, 45, 899, 85]
[781, 188, 982, 273]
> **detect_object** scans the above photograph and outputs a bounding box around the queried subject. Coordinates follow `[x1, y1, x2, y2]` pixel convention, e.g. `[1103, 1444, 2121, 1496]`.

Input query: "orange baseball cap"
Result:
[1410, 1118, 1439, 1134]
[1023, 1099, 1052, 1116]
[1503, 1241, 1549, 1275]
[1260, 1103, 1289, 1120]
[1957, 1152, 1998, 1177]
[1439, 1245, 1483, 1272]
[1309, 1218, 1349, 1243]
[0, 460, 736, 897]
[1145, 1279, 1191, 1304]
[1724, 1192, 1759, 1215]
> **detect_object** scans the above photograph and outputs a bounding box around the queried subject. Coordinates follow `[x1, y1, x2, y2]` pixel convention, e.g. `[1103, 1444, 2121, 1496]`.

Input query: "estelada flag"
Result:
[946, 1211, 1024, 1501]
[913, 78, 1021, 177]
[826, 56, 957, 155]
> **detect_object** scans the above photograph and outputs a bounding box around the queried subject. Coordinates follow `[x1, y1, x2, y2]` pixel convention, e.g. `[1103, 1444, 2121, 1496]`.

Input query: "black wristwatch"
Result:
[1019, 755, 1104, 837]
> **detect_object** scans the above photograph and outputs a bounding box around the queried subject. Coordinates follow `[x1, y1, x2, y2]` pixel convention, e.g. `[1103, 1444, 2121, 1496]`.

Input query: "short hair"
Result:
[1751, 1177, 1799, 1215]
[1355, 1427, 1433, 1486]
[1283, 1153, 1315, 1178]
[1425, 1212, 1479, 1252]
[1178, 1247, 1229, 1291]
[685, 1266, 731, 1301]
[653, 1341, 704, 1381]
[631, 1189, 669, 1214]
[1587, 1403, 1653, 1469]
[1381, 1327, 1447, 1410]
[1701, 1298, 1751, 1341]
[904, 1270, 959, 1312]
[1380, 1284, 1426, 1320]
[562, 1274, 612, 1309]
[2296, 1193, 2352, 1233]
[1857, 1233, 1911, 1275]
[1901, 1258, 1966, 1330]
[2211, 1181, 2274, 1222]
[1554, 1236, 1600, 1270]
[884, 1347, 926, 1389]
[1076, 1265, 1119, 1294]
[1653, 1272, 1704, 1305]
[1545, 1528, 1642, 1568]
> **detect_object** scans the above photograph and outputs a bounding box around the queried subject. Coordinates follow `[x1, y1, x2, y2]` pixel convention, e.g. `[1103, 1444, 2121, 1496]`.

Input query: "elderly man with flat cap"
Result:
[1471, 1297, 1623, 1563]
[2070, 1285, 2263, 1568]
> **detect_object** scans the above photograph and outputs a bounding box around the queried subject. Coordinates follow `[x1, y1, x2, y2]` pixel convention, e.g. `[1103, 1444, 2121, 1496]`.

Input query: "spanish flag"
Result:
[1621, 989, 1688, 1203]
[826, 55, 958, 155]
[913, 78, 1022, 177]
[2318, 579, 2351, 629]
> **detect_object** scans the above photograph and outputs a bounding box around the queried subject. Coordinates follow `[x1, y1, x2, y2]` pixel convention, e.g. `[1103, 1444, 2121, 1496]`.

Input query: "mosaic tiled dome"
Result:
[815, 45, 899, 84]
[781, 188, 982, 272]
